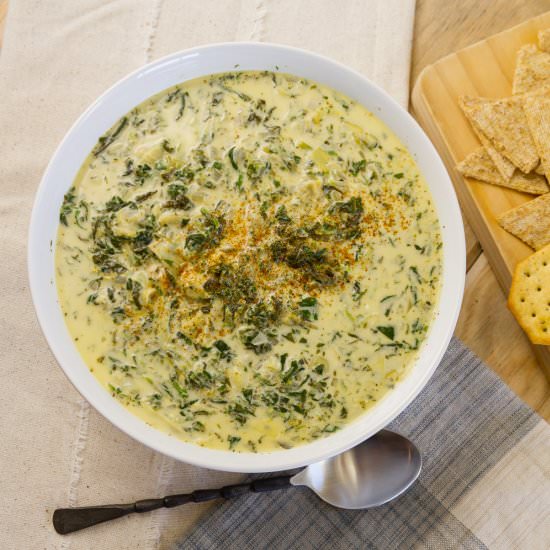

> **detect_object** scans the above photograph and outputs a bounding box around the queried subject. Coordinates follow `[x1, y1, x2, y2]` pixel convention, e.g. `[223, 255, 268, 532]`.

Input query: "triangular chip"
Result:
[508, 171, 549, 195]
[498, 193, 550, 249]
[522, 83, 550, 100]
[539, 29, 550, 54]
[472, 126, 515, 180]
[512, 44, 550, 94]
[508, 244, 550, 345]
[535, 162, 546, 176]
[457, 147, 548, 194]
[456, 148, 504, 183]
[459, 97, 515, 180]
[523, 94, 550, 183]
[459, 95, 539, 173]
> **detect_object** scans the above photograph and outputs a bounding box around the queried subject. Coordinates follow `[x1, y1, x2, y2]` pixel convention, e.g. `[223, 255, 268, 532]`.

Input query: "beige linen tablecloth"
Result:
[0, 1, 416, 548]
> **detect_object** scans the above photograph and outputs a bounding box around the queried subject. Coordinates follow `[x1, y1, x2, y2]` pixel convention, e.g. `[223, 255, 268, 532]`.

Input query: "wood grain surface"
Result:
[457, 254, 550, 418]
[412, 13, 550, 379]
[1, 0, 548, 418]
[412, 0, 550, 84]
[412, 12, 550, 288]
[413, 1, 550, 419]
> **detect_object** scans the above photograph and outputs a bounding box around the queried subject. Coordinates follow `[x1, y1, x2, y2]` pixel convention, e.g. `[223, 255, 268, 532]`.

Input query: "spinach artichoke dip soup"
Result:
[56, 71, 442, 453]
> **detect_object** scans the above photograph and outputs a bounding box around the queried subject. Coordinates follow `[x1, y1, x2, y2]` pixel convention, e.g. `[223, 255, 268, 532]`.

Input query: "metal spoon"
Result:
[53, 430, 421, 535]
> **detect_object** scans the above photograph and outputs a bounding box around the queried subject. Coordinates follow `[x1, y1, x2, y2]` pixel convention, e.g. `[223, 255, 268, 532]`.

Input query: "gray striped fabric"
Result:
[177, 338, 540, 549]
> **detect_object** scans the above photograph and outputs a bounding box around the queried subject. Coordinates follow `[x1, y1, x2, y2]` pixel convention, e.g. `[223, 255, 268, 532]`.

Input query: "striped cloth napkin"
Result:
[179, 338, 550, 549]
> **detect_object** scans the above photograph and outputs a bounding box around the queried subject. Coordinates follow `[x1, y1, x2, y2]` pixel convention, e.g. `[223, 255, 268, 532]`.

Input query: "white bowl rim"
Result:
[28, 41, 465, 473]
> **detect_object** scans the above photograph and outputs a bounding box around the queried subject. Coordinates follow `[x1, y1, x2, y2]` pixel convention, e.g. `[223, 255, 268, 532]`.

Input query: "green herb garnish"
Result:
[93, 116, 128, 157]
[377, 326, 395, 340]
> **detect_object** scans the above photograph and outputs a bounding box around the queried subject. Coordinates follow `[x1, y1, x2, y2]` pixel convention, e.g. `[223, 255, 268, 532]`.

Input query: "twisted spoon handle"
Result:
[53, 475, 293, 534]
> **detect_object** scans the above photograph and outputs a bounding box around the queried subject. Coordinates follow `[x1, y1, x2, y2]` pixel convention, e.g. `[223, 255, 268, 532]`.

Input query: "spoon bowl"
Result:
[291, 430, 422, 509]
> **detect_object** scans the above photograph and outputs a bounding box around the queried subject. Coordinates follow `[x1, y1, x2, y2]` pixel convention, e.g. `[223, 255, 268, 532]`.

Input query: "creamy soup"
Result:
[56, 71, 442, 452]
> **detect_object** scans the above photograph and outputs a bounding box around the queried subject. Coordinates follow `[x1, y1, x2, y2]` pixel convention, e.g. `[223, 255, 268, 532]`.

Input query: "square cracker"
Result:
[508, 244, 550, 345]
[459, 95, 539, 174]
[523, 94, 550, 183]
[457, 147, 548, 194]
[498, 193, 550, 250]
[512, 44, 550, 94]
[539, 29, 550, 54]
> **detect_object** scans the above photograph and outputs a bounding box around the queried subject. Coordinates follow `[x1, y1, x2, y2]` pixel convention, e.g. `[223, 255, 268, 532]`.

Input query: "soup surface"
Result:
[56, 71, 442, 452]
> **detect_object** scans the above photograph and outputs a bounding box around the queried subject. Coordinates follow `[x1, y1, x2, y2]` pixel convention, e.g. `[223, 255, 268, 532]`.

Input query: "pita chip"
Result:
[523, 94, 550, 183]
[459, 95, 539, 173]
[472, 126, 516, 180]
[457, 147, 548, 194]
[498, 193, 550, 250]
[512, 44, 550, 94]
[458, 97, 515, 180]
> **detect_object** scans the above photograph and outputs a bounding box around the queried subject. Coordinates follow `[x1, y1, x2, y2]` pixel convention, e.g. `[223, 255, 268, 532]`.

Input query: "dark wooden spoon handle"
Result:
[53, 475, 293, 534]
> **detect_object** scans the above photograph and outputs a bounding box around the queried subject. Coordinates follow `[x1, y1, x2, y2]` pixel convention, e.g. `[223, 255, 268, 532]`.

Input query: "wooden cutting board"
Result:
[411, 10, 550, 379]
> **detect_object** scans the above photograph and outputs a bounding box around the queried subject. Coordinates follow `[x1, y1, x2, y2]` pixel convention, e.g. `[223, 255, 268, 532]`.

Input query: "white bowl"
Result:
[28, 43, 465, 473]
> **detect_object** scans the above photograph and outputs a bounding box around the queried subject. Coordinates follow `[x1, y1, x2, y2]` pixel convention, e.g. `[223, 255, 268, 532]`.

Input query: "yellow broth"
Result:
[56, 71, 442, 452]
